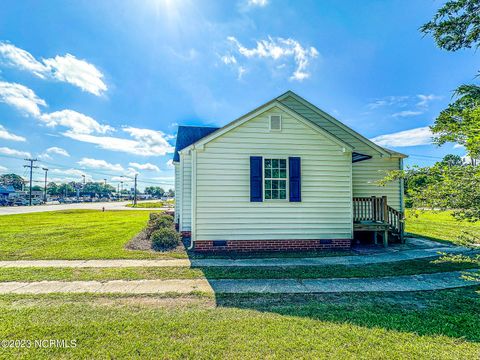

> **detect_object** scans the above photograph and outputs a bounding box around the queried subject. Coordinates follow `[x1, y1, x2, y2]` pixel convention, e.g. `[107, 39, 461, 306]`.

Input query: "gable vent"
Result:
[269, 115, 282, 131]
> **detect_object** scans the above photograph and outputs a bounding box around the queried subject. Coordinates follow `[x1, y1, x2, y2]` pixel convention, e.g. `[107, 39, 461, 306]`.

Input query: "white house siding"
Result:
[194, 107, 353, 241]
[280, 95, 403, 211]
[353, 157, 402, 211]
[174, 162, 181, 224]
[181, 153, 192, 231]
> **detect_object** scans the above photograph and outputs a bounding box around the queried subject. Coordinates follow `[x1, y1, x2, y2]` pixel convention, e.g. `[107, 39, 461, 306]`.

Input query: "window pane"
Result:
[271, 190, 279, 199]
[272, 169, 279, 178]
[265, 169, 271, 178]
[272, 180, 278, 190]
[279, 180, 286, 189]
[279, 169, 286, 178]
[265, 190, 272, 199]
[265, 159, 271, 168]
[279, 190, 286, 199]
[265, 180, 272, 190]
[279, 159, 286, 168]
[272, 159, 278, 168]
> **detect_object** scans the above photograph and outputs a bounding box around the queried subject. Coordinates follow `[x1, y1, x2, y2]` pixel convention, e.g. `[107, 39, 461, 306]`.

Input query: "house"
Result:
[173, 91, 407, 252]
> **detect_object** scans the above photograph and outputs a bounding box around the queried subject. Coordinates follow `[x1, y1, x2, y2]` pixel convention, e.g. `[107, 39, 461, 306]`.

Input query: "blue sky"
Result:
[0, 0, 477, 190]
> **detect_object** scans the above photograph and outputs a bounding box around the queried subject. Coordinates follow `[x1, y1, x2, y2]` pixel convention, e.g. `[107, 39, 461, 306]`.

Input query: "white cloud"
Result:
[0, 42, 48, 77]
[0, 146, 31, 158]
[220, 54, 237, 65]
[417, 94, 442, 107]
[50, 168, 93, 182]
[45, 146, 70, 157]
[391, 110, 423, 117]
[166, 159, 174, 168]
[453, 143, 465, 149]
[129, 162, 160, 172]
[0, 42, 107, 96]
[39, 109, 113, 135]
[0, 81, 46, 116]
[0, 124, 26, 141]
[43, 54, 107, 96]
[0, 165, 8, 172]
[226, 36, 319, 81]
[370, 127, 432, 147]
[64, 126, 174, 157]
[78, 158, 124, 172]
[248, 0, 268, 6]
[366, 96, 409, 110]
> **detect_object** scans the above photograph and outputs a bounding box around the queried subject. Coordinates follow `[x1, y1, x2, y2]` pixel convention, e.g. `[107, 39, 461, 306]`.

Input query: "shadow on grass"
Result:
[213, 287, 480, 343]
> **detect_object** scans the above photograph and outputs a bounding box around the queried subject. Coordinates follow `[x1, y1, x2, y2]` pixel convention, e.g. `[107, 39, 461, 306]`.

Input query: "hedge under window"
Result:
[264, 158, 287, 200]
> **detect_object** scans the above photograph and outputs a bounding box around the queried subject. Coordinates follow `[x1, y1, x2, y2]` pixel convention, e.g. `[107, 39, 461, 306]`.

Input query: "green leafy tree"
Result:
[167, 189, 175, 197]
[437, 154, 464, 167]
[58, 183, 75, 197]
[421, 1, 480, 159]
[46, 182, 60, 196]
[144, 186, 165, 198]
[0, 173, 25, 190]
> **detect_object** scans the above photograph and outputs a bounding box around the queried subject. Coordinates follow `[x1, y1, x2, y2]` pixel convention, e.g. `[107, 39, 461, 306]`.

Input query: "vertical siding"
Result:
[174, 162, 181, 224]
[195, 107, 353, 241]
[181, 153, 192, 231]
[280, 95, 403, 211]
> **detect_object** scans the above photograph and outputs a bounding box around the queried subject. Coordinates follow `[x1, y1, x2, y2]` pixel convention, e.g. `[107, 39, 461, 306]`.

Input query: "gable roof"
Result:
[277, 91, 407, 158]
[175, 91, 407, 159]
[178, 100, 354, 155]
[173, 126, 219, 162]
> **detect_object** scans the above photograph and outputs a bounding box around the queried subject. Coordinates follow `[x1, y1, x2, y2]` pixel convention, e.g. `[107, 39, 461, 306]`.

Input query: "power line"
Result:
[23, 158, 38, 206]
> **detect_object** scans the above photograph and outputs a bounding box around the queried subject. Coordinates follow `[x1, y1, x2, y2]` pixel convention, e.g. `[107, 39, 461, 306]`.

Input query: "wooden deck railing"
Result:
[353, 196, 403, 238]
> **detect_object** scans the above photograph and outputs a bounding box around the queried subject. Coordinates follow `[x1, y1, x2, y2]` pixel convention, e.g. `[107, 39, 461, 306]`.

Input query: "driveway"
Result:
[0, 201, 168, 215]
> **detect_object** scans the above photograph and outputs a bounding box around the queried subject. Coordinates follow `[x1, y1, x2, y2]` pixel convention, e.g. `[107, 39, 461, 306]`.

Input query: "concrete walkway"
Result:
[0, 270, 477, 294]
[0, 245, 471, 268]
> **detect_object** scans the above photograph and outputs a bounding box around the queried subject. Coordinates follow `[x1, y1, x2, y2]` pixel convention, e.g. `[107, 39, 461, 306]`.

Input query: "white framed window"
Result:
[269, 115, 282, 131]
[264, 158, 288, 200]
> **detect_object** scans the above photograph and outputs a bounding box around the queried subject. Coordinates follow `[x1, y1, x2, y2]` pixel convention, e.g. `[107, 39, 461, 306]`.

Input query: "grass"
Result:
[406, 209, 480, 246]
[0, 210, 187, 260]
[0, 257, 478, 282]
[125, 201, 166, 208]
[0, 288, 478, 359]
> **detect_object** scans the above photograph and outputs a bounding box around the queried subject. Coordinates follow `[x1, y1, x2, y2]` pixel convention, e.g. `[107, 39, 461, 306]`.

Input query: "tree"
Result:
[167, 189, 175, 197]
[30, 185, 43, 191]
[144, 186, 165, 198]
[47, 182, 60, 196]
[421, 1, 480, 159]
[0, 173, 25, 190]
[420, 0, 480, 52]
[82, 182, 116, 198]
[58, 183, 75, 197]
[380, 164, 480, 221]
[437, 154, 464, 167]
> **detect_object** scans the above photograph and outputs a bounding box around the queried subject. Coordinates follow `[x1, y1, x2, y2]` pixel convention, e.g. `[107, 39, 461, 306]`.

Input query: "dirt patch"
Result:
[125, 229, 152, 251]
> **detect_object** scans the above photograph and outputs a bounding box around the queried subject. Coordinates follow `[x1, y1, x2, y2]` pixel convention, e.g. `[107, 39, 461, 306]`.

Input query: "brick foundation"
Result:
[193, 239, 351, 252]
[181, 231, 192, 238]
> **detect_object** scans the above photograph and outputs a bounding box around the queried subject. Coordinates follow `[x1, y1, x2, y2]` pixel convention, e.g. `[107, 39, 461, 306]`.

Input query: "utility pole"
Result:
[104, 178, 107, 186]
[120, 181, 123, 201]
[81, 174, 86, 202]
[24, 158, 38, 206]
[42, 167, 48, 203]
[133, 174, 138, 206]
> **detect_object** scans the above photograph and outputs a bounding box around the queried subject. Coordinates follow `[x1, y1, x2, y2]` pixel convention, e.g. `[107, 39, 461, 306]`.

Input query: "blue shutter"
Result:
[289, 157, 301, 202]
[250, 156, 263, 202]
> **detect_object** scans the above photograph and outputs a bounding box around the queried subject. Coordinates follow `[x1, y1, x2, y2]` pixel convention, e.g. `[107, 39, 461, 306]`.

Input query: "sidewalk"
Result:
[0, 245, 471, 268]
[0, 270, 477, 294]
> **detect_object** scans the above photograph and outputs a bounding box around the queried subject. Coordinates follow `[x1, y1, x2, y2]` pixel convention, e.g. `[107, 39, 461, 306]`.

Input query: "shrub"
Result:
[151, 228, 181, 251]
[149, 212, 163, 221]
[145, 214, 174, 237]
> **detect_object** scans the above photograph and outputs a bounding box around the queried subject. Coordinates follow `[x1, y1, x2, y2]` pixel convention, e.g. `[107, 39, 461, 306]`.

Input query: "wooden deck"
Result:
[353, 196, 404, 247]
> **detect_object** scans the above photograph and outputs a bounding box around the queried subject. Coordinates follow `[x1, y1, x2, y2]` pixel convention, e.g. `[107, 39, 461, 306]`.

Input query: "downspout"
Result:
[188, 149, 197, 250]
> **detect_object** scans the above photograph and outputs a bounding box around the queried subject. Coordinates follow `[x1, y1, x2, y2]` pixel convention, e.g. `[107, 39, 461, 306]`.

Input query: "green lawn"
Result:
[0, 210, 187, 260]
[406, 210, 480, 246]
[125, 201, 166, 208]
[0, 256, 478, 282]
[0, 288, 478, 359]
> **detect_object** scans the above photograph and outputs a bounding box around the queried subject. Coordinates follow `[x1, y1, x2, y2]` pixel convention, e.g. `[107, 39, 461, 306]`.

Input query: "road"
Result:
[0, 201, 168, 216]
